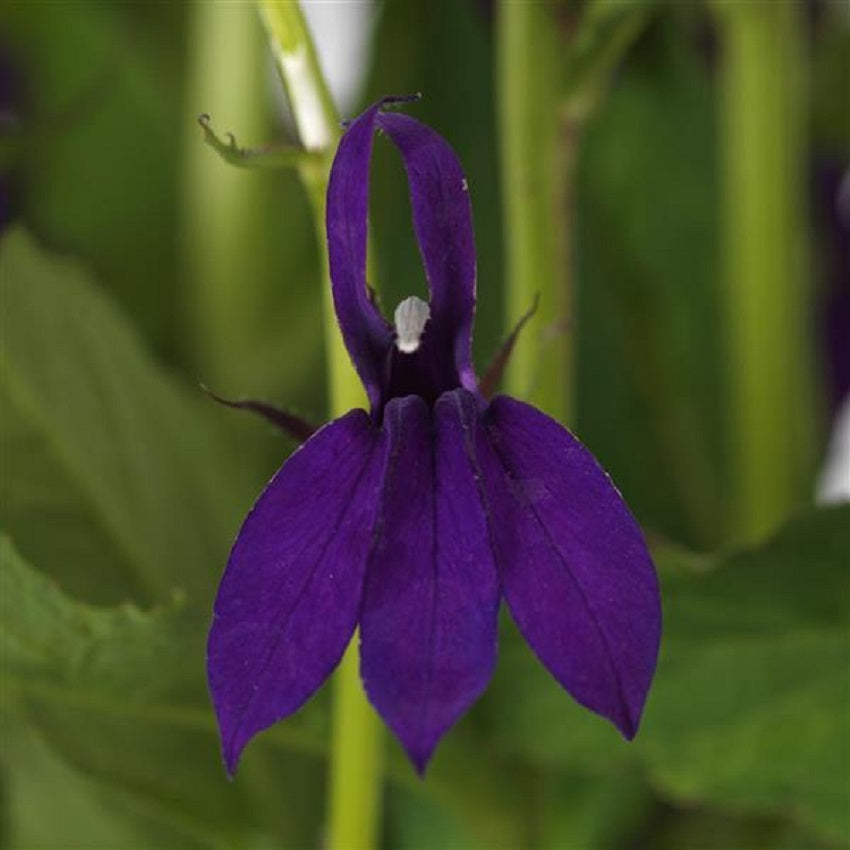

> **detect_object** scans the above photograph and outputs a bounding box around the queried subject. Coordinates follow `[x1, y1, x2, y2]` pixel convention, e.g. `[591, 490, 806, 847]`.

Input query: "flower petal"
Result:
[207, 410, 386, 774]
[360, 391, 499, 772]
[326, 103, 395, 410]
[476, 396, 661, 738]
[376, 112, 478, 392]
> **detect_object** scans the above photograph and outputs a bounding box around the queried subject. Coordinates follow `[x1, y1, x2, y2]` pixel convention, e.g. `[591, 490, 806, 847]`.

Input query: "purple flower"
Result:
[207, 98, 661, 776]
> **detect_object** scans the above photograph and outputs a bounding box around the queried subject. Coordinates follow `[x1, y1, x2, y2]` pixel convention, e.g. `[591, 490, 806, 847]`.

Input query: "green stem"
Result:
[258, 0, 339, 153]
[258, 1, 362, 417]
[258, 4, 381, 848]
[497, 0, 574, 424]
[182, 1, 267, 388]
[715, 0, 814, 542]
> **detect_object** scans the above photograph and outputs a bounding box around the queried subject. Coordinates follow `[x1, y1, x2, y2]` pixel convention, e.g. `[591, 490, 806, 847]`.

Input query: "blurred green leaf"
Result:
[561, 0, 659, 115]
[576, 19, 724, 548]
[811, 6, 850, 153]
[16, 694, 327, 849]
[643, 506, 850, 843]
[652, 807, 836, 850]
[481, 506, 850, 843]
[1, 717, 211, 850]
[536, 771, 652, 850]
[0, 390, 140, 604]
[0, 535, 327, 848]
[0, 228, 252, 605]
[0, 534, 187, 697]
[0, 535, 211, 847]
[385, 784, 487, 850]
[0, 1, 187, 356]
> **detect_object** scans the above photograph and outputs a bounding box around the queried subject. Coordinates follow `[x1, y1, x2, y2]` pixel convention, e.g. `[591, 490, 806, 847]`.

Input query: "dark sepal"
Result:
[479, 295, 539, 399]
[201, 385, 317, 443]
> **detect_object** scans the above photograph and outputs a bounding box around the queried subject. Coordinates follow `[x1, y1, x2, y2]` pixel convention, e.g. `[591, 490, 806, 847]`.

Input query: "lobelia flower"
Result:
[207, 97, 662, 776]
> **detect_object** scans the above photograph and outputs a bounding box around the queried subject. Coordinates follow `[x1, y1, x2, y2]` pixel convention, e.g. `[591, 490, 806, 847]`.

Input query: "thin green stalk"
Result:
[497, 0, 574, 424]
[258, 4, 381, 848]
[715, 0, 814, 542]
[257, 0, 360, 415]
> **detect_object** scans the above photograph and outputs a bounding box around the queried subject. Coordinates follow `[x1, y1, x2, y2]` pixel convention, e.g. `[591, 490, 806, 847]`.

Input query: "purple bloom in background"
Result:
[207, 99, 661, 775]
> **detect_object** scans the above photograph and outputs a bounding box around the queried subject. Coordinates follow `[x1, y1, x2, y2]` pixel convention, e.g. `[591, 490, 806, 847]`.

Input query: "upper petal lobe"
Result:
[360, 391, 499, 772]
[376, 112, 478, 391]
[326, 103, 395, 410]
[475, 396, 661, 738]
[207, 410, 386, 774]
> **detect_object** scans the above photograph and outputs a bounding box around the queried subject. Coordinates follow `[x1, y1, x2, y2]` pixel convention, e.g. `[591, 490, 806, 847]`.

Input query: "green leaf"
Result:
[650, 806, 835, 850]
[0, 535, 327, 847]
[385, 784, 487, 850]
[643, 506, 850, 842]
[1, 717, 211, 850]
[576, 20, 725, 547]
[0, 534, 191, 700]
[536, 771, 652, 850]
[0, 389, 140, 604]
[0, 228, 252, 606]
[481, 507, 850, 843]
[561, 0, 659, 116]
[0, 0, 187, 352]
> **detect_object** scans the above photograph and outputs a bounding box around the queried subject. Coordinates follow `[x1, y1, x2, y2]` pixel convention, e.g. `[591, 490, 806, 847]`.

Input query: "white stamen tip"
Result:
[394, 296, 430, 353]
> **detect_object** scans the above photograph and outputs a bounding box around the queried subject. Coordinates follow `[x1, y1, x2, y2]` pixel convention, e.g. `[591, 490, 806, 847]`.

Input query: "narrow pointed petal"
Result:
[476, 396, 661, 738]
[479, 296, 539, 399]
[208, 410, 386, 774]
[326, 103, 394, 409]
[201, 385, 317, 442]
[360, 392, 499, 772]
[376, 112, 478, 391]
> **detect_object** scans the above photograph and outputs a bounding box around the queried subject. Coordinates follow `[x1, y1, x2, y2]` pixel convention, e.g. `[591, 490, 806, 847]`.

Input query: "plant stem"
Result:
[715, 0, 814, 542]
[182, 1, 267, 388]
[497, 0, 574, 424]
[258, 4, 381, 848]
[257, 0, 360, 417]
